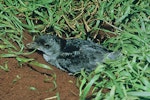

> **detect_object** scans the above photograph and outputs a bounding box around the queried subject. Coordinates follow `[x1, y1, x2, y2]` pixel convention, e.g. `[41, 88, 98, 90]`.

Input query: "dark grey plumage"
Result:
[26, 34, 121, 74]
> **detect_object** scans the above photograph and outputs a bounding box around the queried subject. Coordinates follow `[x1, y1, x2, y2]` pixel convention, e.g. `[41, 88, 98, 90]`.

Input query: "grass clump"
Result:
[0, 0, 150, 99]
[77, 0, 150, 99]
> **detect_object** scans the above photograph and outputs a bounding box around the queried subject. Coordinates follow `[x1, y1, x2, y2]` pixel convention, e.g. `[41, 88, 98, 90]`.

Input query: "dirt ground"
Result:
[0, 32, 79, 100]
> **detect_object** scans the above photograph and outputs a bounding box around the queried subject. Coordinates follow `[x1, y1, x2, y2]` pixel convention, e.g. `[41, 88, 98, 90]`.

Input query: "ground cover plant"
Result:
[0, 0, 150, 100]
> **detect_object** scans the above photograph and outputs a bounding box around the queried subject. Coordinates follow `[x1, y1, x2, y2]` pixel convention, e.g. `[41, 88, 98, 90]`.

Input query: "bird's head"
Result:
[26, 34, 65, 55]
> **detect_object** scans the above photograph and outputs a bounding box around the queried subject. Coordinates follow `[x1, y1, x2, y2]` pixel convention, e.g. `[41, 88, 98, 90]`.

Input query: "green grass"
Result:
[0, 62, 9, 72]
[0, 0, 150, 99]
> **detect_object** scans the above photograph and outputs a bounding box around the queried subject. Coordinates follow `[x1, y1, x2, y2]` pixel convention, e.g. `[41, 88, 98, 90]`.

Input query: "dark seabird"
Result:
[26, 34, 121, 74]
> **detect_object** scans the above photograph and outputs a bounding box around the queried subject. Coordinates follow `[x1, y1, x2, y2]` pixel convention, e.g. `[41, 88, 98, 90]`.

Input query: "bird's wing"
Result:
[57, 50, 91, 74]
[57, 43, 109, 74]
[62, 39, 92, 52]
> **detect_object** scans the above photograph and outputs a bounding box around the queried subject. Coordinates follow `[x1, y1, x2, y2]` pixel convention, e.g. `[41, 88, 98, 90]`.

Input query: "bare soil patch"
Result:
[0, 32, 79, 100]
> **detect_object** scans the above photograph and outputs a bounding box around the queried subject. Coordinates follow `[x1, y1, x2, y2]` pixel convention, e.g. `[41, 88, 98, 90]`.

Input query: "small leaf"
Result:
[16, 57, 34, 63]
[127, 91, 150, 97]
[29, 87, 37, 91]
[146, 55, 150, 63]
[0, 54, 17, 57]
[29, 61, 52, 70]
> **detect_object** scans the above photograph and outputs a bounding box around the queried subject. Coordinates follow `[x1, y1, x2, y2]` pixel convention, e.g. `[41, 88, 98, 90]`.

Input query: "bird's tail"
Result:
[105, 51, 122, 60]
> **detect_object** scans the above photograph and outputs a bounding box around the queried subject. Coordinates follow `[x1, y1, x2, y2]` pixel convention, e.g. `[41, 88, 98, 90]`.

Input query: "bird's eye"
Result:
[44, 44, 50, 48]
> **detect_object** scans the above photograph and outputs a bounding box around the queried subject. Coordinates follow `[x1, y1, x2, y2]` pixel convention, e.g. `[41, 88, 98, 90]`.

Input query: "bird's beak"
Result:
[26, 42, 38, 49]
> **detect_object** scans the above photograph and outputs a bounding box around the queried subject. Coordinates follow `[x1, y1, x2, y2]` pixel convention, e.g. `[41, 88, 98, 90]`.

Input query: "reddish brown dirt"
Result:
[0, 32, 79, 100]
